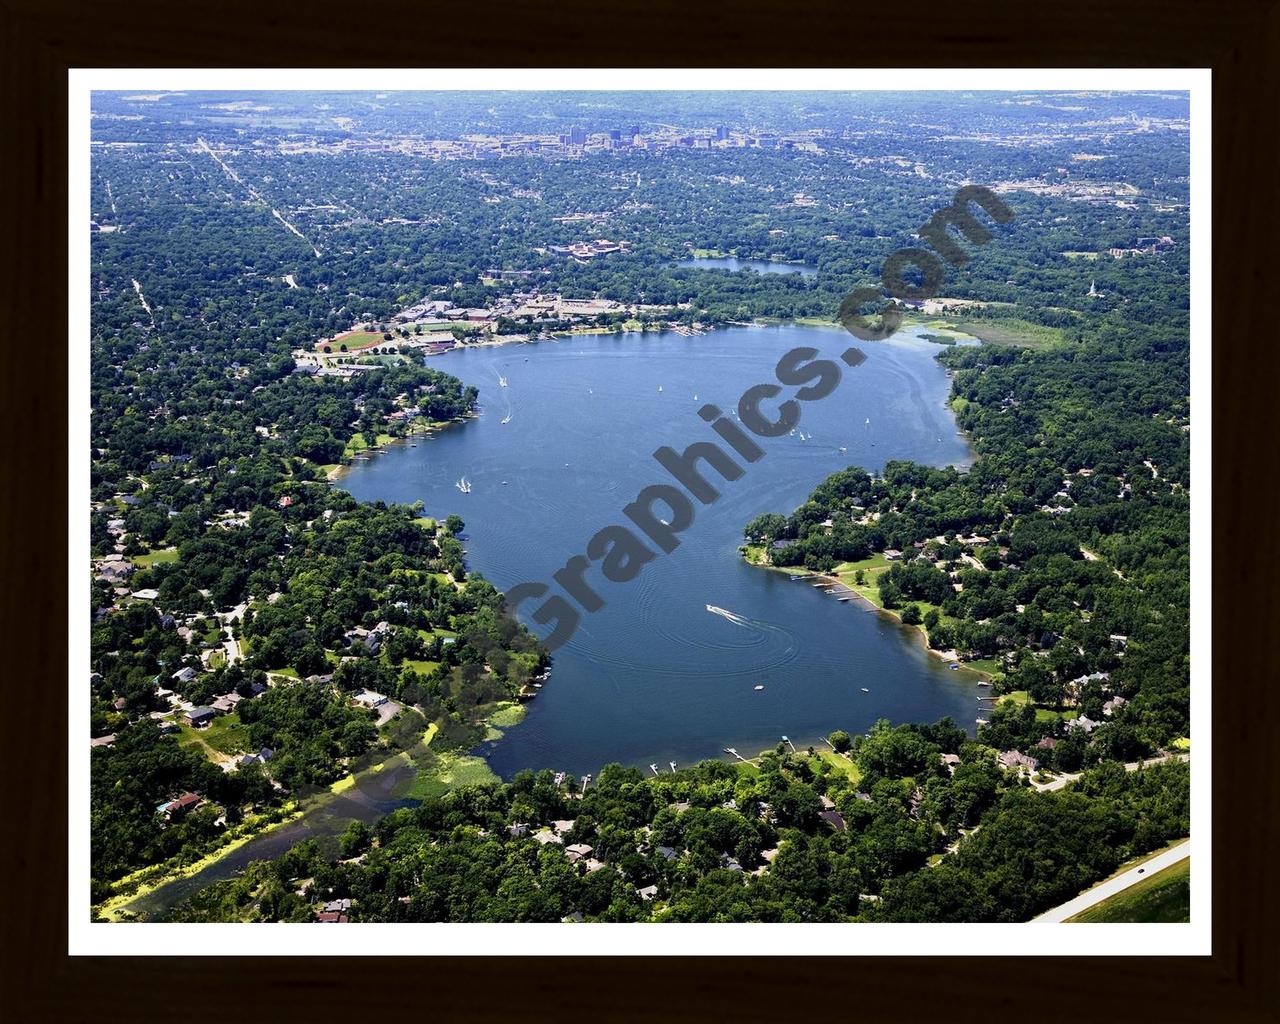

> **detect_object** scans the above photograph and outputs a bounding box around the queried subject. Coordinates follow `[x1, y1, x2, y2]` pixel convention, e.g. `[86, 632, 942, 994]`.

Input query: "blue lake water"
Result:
[340, 324, 984, 778]
[676, 256, 818, 276]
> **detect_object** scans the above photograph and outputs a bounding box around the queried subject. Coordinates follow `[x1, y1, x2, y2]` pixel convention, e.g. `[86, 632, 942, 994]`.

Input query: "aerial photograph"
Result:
[85, 85, 1194, 929]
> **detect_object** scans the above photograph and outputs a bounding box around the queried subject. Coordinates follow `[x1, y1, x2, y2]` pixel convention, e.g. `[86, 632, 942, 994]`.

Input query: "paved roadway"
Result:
[1032, 752, 1189, 793]
[1031, 839, 1190, 922]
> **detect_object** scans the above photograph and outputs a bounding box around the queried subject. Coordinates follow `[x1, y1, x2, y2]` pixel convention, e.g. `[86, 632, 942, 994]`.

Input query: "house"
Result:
[185, 707, 217, 729]
[211, 695, 237, 714]
[565, 843, 594, 863]
[999, 750, 1040, 772]
[939, 753, 962, 771]
[316, 912, 348, 923]
[533, 829, 562, 846]
[551, 819, 576, 835]
[720, 854, 745, 872]
[655, 846, 678, 861]
[508, 823, 529, 839]
[163, 792, 202, 819]
[818, 809, 847, 831]
[322, 898, 353, 913]
[131, 588, 160, 601]
[353, 690, 388, 709]
[1102, 696, 1129, 716]
[636, 885, 659, 901]
[819, 794, 836, 810]
[1064, 715, 1100, 734]
[90, 734, 116, 747]
[1035, 737, 1058, 750]
[883, 549, 903, 561]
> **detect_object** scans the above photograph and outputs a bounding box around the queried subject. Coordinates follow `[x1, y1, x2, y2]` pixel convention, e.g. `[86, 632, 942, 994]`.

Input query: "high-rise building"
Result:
[568, 126, 587, 146]
[715, 125, 728, 141]
[608, 128, 621, 141]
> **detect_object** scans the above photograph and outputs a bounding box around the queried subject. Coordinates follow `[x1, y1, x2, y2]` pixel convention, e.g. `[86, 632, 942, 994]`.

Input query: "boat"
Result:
[861, 687, 870, 692]
[501, 413, 512, 424]
[657, 385, 663, 393]
[498, 375, 508, 388]
[975, 718, 988, 725]
[455, 476, 472, 494]
[501, 480, 508, 485]
[865, 418, 870, 425]
[839, 446, 847, 452]
[693, 394, 698, 400]
[754, 685, 764, 691]
[789, 574, 805, 581]
[976, 681, 990, 687]
[949, 663, 959, 671]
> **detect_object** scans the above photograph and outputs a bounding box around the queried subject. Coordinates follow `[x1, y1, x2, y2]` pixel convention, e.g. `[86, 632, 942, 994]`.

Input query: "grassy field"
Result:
[317, 327, 389, 353]
[131, 547, 179, 568]
[1068, 857, 1190, 923]
[177, 715, 250, 760]
[950, 318, 1068, 350]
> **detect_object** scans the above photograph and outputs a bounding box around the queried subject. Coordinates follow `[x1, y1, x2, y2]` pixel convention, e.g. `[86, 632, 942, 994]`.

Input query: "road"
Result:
[1032, 751, 1188, 793]
[1031, 839, 1189, 922]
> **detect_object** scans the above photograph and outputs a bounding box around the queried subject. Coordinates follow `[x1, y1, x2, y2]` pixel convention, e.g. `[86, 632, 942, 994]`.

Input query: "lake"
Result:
[676, 256, 818, 276]
[119, 323, 980, 918]
[341, 324, 984, 778]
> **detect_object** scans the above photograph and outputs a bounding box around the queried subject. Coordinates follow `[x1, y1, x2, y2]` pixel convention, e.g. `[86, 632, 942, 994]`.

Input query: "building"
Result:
[185, 707, 217, 729]
[162, 792, 202, 819]
[999, 750, 1040, 772]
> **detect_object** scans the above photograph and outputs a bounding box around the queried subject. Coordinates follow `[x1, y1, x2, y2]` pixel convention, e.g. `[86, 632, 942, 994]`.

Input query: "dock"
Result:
[723, 747, 747, 762]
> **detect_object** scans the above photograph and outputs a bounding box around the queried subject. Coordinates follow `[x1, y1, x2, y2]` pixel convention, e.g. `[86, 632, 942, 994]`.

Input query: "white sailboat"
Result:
[657, 385, 663, 393]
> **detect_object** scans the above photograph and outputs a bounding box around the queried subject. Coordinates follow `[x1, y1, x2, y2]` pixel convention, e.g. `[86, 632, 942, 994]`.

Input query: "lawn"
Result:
[1067, 857, 1190, 923]
[402, 658, 441, 675]
[412, 516, 437, 531]
[813, 749, 863, 785]
[131, 547, 179, 568]
[342, 432, 395, 459]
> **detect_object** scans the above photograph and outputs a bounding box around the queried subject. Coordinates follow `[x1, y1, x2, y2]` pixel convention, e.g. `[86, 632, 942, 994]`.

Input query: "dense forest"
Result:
[171, 726, 1189, 923]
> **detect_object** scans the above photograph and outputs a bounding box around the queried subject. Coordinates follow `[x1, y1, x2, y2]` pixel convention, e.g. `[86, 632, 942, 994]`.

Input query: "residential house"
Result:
[999, 750, 1040, 772]
[185, 707, 217, 729]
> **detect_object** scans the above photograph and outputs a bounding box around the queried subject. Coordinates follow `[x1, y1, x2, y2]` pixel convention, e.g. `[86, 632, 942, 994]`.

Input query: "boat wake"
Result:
[706, 604, 753, 627]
